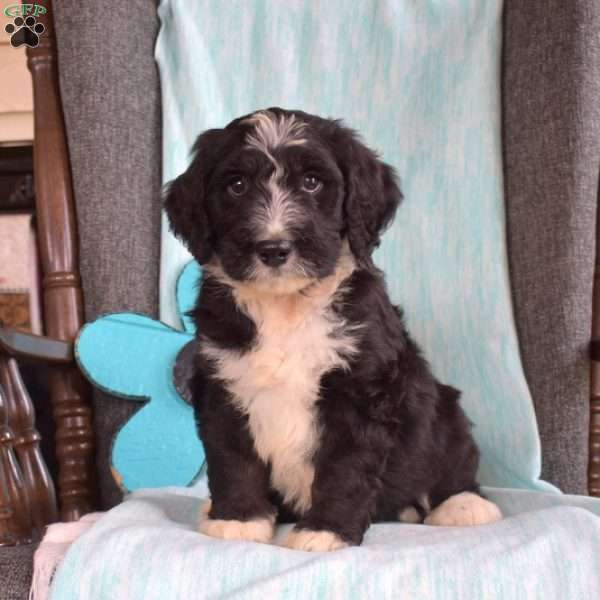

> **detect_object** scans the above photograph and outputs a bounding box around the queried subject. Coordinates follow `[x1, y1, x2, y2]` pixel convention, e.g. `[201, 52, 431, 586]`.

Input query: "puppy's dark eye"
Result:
[302, 174, 322, 194]
[227, 177, 247, 197]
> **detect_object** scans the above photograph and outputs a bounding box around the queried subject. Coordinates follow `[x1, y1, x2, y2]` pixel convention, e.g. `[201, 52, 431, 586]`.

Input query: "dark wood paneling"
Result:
[0, 145, 34, 213]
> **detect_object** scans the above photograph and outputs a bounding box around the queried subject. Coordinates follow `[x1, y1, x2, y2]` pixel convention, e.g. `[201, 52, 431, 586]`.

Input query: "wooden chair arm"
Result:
[0, 323, 73, 364]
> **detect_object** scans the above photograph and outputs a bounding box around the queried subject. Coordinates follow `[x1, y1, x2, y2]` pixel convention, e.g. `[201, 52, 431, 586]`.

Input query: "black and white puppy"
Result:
[165, 108, 501, 552]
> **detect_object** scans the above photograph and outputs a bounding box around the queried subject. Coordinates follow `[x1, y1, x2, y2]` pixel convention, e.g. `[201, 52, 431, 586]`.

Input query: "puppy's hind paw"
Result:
[398, 506, 422, 524]
[282, 528, 348, 552]
[424, 492, 502, 527]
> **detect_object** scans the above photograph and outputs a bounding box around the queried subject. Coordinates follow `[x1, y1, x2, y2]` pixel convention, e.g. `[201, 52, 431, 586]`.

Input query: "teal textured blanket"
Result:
[50, 484, 600, 599]
[157, 0, 549, 491]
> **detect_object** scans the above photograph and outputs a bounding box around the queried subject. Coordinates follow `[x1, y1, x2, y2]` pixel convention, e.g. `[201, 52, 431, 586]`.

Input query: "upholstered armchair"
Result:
[0, 1, 599, 598]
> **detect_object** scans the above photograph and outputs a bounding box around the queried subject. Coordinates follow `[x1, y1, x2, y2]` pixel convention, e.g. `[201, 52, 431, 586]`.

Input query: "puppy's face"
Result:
[198, 112, 346, 289]
[165, 108, 402, 292]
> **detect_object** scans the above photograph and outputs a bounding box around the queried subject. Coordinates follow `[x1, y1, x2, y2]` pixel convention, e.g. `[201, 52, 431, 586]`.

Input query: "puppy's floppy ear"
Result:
[325, 121, 402, 259]
[163, 129, 225, 264]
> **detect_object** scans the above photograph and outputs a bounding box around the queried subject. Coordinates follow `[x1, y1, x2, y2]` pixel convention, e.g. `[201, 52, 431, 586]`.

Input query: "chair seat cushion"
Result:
[0, 543, 35, 600]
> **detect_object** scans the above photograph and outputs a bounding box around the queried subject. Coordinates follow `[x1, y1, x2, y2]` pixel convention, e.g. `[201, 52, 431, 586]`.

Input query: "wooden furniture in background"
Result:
[0, 145, 38, 333]
[0, 379, 32, 545]
[0, 325, 71, 545]
[0, 145, 34, 212]
[0, 356, 57, 530]
[26, 0, 96, 521]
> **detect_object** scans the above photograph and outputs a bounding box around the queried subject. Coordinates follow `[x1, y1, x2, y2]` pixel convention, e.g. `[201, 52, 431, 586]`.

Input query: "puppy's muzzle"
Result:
[256, 239, 292, 267]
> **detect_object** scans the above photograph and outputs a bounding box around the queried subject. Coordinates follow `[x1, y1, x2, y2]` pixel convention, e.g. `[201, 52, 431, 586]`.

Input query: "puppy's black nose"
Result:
[256, 240, 292, 267]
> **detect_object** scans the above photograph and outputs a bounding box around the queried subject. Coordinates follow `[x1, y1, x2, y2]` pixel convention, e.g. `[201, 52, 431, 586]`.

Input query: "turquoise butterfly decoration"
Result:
[75, 261, 204, 491]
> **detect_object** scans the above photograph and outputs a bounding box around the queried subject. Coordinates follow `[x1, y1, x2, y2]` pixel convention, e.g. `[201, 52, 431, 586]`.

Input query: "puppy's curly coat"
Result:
[165, 108, 501, 552]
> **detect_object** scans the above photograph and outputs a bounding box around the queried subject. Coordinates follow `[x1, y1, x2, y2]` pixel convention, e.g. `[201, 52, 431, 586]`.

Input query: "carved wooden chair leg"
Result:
[0, 381, 33, 545]
[0, 355, 58, 531]
[0, 449, 18, 546]
[27, 0, 97, 521]
[27, 0, 96, 521]
[49, 367, 96, 521]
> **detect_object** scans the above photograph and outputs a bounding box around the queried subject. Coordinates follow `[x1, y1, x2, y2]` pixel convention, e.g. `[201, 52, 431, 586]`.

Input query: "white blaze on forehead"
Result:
[243, 111, 307, 239]
[244, 111, 307, 158]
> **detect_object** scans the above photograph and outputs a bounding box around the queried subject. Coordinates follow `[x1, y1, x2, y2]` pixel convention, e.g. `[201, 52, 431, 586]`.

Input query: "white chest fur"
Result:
[200, 261, 358, 514]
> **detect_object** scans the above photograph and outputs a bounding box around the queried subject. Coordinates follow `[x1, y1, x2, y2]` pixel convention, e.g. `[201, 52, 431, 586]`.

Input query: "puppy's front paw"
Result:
[424, 492, 502, 527]
[282, 528, 348, 552]
[200, 516, 274, 543]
